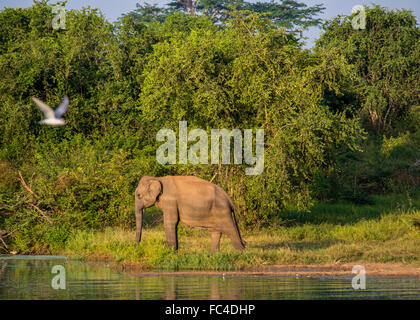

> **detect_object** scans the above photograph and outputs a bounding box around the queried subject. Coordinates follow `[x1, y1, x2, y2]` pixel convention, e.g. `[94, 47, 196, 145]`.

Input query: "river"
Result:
[0, 256, 419, 299]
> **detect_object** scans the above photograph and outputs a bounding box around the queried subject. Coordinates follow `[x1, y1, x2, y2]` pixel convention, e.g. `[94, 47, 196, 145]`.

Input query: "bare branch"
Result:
[272, 123, 296, 139]
[0, 236, 8, 250]
[28, 203, 53, 224]
[210, 164, 222, 183]
[18, 171, 39, 198]
[241, 19, 254, 36]
[0, 211, 19, 216]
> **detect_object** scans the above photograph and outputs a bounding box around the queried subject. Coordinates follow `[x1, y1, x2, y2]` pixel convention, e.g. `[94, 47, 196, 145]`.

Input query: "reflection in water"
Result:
[0, 256, 419, 300]
[0, 261, 7, 284]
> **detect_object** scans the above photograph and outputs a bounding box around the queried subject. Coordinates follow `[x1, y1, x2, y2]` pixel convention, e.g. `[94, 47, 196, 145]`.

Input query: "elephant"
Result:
[134, 175, 246, 251]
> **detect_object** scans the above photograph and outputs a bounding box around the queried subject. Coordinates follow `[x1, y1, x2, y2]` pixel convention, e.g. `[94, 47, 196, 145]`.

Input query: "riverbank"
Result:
[57, 196, 420, 273]
[117, 263, 420, 277]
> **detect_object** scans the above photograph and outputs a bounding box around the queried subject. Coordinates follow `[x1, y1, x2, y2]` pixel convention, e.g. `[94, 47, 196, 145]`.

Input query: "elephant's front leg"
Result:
[211, 231, 222, 252]
[163, 209, 179, 251]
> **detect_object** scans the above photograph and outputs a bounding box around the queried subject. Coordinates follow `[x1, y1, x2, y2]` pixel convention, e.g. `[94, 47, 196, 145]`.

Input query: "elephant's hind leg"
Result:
[218, 211, 245, 251]
[211, 231, 222, 252]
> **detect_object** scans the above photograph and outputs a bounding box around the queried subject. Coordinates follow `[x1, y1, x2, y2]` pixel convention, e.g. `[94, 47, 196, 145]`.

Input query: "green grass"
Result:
[59, 195, 420, 271]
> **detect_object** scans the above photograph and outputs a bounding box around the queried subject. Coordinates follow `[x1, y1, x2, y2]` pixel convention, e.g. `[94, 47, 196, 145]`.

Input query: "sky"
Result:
[1, 0, 419, 48]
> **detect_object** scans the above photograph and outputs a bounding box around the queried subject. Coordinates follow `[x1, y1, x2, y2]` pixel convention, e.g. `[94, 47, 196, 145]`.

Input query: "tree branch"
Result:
[211, 8, 220, 20]
[210, 164, 222, 183]
[18, 171, 39, 198]
[272, 123, 296, 139]
[0, 211, 19, 216]
[0, 236, 8, 250]
[28, 203, 53, 224]
[176, 0, 187, 8]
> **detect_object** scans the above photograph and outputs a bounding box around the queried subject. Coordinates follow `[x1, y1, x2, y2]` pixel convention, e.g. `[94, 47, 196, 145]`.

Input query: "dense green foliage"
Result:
[316, 5, 420, 133]
[0, 2, 418, 254]
[314, 5, 420, 202]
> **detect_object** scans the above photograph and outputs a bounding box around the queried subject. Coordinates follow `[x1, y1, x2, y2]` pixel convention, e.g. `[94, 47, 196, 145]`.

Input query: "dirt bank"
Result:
[113, 262, 420, 278]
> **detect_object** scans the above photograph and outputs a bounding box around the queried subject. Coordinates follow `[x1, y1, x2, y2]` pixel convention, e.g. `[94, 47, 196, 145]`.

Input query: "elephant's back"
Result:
[173, 176, 230, 196]
[171, 176, 216, 196]
[172, 175, 210, 185]
[168, 175, 233, 207]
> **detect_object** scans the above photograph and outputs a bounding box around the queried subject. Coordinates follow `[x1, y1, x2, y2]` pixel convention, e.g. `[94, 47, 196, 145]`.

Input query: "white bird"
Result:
[32, 95, 69, 126]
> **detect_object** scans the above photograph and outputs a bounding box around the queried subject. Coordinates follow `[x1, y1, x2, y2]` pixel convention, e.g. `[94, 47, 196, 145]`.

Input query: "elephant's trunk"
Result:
[135, 199, 144, 245]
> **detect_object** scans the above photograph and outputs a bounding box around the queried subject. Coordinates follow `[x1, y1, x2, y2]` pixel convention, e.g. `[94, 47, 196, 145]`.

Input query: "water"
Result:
[0, 256, 419, 300]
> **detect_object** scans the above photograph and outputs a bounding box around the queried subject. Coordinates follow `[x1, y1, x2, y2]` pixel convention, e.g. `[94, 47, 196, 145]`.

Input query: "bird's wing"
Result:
[32, 97, 55, 119]
[54, 95, 69, 118]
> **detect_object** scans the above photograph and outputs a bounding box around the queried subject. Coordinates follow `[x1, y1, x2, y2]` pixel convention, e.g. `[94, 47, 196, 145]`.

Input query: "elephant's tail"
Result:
[228, 198, 246, 249]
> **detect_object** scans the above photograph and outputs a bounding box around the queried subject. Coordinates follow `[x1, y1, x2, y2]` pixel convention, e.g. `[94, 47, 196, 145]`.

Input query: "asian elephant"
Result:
[134, 176, 245, 251]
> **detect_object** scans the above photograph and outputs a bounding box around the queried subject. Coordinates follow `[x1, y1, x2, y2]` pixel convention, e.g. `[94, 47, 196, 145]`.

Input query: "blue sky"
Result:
[1, 0, 419, 48]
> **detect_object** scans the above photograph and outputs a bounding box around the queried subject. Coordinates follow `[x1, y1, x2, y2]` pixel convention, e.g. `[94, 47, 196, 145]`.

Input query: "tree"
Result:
[128, 0, 325, 31]
[242, 0, 325, 30]
[316, 5, 420, 133]
[121, 2, 170, 24]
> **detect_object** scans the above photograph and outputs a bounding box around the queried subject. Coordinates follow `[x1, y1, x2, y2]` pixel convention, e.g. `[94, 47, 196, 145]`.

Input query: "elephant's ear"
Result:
[147, 179, 162, 202]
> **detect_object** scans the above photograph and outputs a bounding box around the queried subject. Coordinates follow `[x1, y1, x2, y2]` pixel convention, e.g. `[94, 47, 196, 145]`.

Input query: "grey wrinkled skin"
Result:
[135, 176, 245, 252]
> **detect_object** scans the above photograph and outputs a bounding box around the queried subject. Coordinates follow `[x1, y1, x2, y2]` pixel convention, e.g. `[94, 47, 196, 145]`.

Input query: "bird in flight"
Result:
[32, 95, 69, 126]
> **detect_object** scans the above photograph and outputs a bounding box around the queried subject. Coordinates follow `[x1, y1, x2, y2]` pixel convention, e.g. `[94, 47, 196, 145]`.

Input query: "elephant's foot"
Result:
[167, 241, 178, 251]
[224, 231, 245, 251]
[233, 241, 245, 251]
